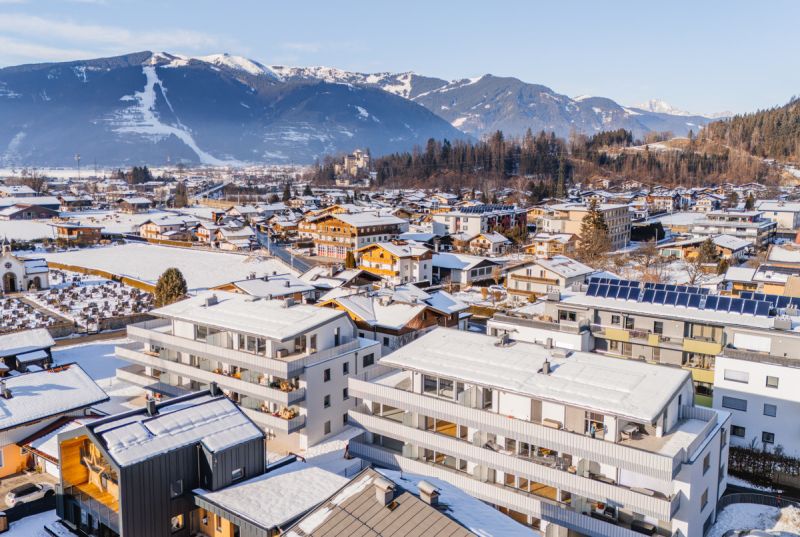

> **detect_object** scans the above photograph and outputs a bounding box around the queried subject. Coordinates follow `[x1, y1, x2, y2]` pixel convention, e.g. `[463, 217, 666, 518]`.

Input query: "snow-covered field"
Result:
[42, 243, 296, 291]
[0, 219, 55, 241]
[709, 504, 800, 537]
[31, 269, 152, 330]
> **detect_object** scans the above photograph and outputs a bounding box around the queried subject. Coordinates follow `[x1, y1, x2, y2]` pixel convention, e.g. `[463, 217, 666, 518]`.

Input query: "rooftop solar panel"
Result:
[755, 301, 772, 317]
[703, 296, 719, 310]
[716, 297, 731, 311]
[642, 289, 655, 303]
[688, 294, 702, 308]
[729, 298, 745, 314]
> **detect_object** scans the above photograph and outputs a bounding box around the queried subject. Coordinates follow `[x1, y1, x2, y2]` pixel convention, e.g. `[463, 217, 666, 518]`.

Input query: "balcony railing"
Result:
[240, 406, 306, 433]
[63, 485, 120, 534]
[348, 440, 648, 537]
[348, 377, 685, 482]
[348, 410, 677, 521]
[722, 346, 800, 368]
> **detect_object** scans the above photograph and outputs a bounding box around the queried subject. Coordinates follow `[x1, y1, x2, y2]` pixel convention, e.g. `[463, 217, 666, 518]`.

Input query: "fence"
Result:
[3, 493, 57, 523]
[46, 261, 156, 293]
[718, 492, 800, 511]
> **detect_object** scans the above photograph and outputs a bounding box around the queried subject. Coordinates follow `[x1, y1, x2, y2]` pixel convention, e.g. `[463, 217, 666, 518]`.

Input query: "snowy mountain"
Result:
[633, 99, 694, 116]
[0, 52, 467, 166]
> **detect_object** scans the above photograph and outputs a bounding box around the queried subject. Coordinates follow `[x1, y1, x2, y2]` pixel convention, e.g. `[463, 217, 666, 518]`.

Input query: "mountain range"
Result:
[0, 51, 725, 166]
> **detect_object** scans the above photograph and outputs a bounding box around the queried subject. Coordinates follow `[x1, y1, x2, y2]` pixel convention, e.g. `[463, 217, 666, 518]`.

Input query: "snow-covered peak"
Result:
[573, 94, 593, 102]
[634, 99, 693, 116]
[194, 53, 276, 78]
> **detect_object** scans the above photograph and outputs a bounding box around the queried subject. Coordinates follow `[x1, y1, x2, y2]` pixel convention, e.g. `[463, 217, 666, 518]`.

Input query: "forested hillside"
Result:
[702, 98, 800, 163]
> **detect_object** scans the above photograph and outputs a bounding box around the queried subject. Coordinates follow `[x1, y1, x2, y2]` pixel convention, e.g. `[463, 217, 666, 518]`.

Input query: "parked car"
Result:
[5, 483, 54, 507]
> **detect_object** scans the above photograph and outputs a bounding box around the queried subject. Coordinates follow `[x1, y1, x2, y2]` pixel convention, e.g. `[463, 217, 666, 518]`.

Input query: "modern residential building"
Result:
[524, 233, 578, 259]
[539, 203, 632, 252]
[432, 205, 527, 236]
[114, 291, 382, 453]
[358, 241, 433, 285]
[299, 212, 408, 260]
[505, 256, 594, 303]
[756, 200, 800, 233]
[431, 252, 502, 288]
[690, 210, 776, 248]
[56, 387, 266, 537]
[468, 231, 512, 256]
[347, 328, 731, 537]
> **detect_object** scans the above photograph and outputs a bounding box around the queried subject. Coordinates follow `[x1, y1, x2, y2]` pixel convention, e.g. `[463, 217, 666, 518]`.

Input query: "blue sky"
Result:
[0, 0, 797, 114]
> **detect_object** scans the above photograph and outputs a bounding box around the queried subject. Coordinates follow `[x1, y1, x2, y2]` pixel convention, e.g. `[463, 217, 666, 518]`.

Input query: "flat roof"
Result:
[153, 291, 346, 341]
[381, 328, 689, 423]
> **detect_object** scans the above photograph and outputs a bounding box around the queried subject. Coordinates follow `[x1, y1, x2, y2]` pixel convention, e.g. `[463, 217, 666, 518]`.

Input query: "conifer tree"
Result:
[154, 268, 188, 307]
[744, 192, 755, 210]
[282, 183, 292, 202]
[344, 250, 356, 269]
[577, 199, 611, 265]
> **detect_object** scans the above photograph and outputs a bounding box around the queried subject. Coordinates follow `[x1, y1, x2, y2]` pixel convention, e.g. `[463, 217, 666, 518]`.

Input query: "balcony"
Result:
[682, 337, 722, 356]
[240, 405, 306, 433]
[349, 410, 678, 521]
[722, 346, 800, 368]
[349, 377, 685, 482]
[63, 484, 120, 534]
[348, 440, 650, 537]
[510, 274, 559, 285]
[116, 344, 306, 405]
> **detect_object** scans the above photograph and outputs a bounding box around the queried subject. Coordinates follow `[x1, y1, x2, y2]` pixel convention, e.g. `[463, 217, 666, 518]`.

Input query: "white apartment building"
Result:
[432, 205, 527, 236]
[348, 328, 731, 537]
[115, 291, 382, 452]
[539, 203, 632, 252]
[756, 200, 800, 232]
[690, 210, 776, 248]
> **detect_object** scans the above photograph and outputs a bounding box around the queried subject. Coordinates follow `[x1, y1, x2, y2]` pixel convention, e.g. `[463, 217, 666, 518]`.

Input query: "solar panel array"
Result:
[585, 279, 774, 317]
[740, 292, 800, 309]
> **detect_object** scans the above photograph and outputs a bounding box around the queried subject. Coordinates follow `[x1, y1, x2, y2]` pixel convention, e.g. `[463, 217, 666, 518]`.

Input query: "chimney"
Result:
[205, 294, 218, 307]
[283, 297, 295, 308]
[284, 280, 290, 287]
[0, 380, 11, 399]
[146, 398, 158, 416]
[209, 381, 220, 396]
[545, 337, 554, 349]
[541, 359, 551, 375]
[418, 480, 440, 506]
[373, 477, 395, 506]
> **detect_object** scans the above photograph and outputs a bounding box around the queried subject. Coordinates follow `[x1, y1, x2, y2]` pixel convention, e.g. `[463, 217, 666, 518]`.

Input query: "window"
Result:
[323, 368, 331, 382]
[766, 376, 779, 388]
[343, 388, 349, 400]
[701, 489, 709, 509]
[724, 369, 750, 384]
[624, 317, 635, 330]
[171, 514, 185, 533]
[309, 334, 317, 353]
[731, 425, 746, 438]
[324, 395, 331, 408]
[438, 378, 454, 398]
[703, 453, 710, 475]
[195, 325, 208, 342]
[342, 362, 350, 375]
[721, 396, 748, 412]
[215, 515, 222, 532]
[343, 413, 348, 425]
[362, 353, 375, 367]
[611, 314, 621, 326]
[170, 479, 183, 498]
[383, 336, 390, 346]
[764, 404, 777, 417]
[231, 467, 244, 481]
[653, 321, 663, 335]
[324, 420, 331, 434]
[558, 310, 577, 322]
[762, 431, 775, 445]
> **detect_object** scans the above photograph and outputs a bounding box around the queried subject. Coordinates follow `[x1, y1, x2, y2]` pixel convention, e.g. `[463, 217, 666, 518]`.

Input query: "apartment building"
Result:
[756, 200, 800, 232]
[299, 212, 408, 260]
[347, 328, 730, 537]
[690, 210, 776, 248]
[524, 233, 578, 259]
[431, 205, 527, 236]
[115, 291, 382, 452]
[357, 241, 433, 285]
[505, 256, 593, 303]
[539, 203, 631, 252]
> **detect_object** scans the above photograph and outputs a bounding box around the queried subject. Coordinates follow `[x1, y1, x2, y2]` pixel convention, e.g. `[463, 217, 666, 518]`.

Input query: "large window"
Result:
[762, 431, 775, 445]
[722, 396, 748, 412]
[724, 369, 750, 384]
[764, 404, 777, 417]
[731, 425, 746, 438]
[423, 375, 437, 395]
[362, 353, 375, 368]
[766, 376, 779, 388]
[558, 310, 577, 322]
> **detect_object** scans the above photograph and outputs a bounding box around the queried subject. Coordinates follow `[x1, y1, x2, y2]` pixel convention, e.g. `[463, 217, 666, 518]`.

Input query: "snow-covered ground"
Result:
[31, 269, 152, 330]
[709, 504, 800, 537]
[42, 243, 296, 291]
[0, 297, 57, 333]
[65, 209, 177, 234]
[727, 475, 784, 493]
[52, 339, 131, 380]
[0, 219, 55, 241]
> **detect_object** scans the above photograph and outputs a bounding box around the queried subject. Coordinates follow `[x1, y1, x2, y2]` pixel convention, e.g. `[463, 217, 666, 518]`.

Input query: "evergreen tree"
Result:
[697, 238, 719, 264]
[577, 199, 611, 265]
[267, 193, 280, 203]
[302, 184, 313, 196]
[744, 192, 756, 210]
[154, 268, 188, 307]
[173, 181, 189, 208]
[282, 183, 292, 202]
[556, 155, 566, 199]
[344, 250, 356, 269]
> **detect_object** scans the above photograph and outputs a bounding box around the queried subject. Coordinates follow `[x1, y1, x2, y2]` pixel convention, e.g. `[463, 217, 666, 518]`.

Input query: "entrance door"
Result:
[2, 272, 16, 293]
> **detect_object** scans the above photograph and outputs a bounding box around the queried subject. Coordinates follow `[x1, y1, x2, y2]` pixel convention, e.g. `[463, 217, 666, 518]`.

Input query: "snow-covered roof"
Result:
[0, 364, 108, 431]
[723, 267, 756, 283]
[330, 294, 426, 330]
[231, 275, 316, 297]
[117, 197, 152, 205]
[532, 255, 594, 278]
[153, 291, 346, 341]
[94, 394, 264, 467]
[757, 201, 800, 213]
[360, 241, 429, 258]
[713, 234, 750, 252]
[432, 252, 500, 271]
[473, 231, 510, 244]
[530, 232, 575, 244]
[196, 463, 349, 531]
[549, 202, 628, 212]
[424, 290, 469, 315]
[329, 212, 406, 228]
[767, 244, 800, 264]
[381, 329, 690, 423]
[0, 328, 55, 358]
[22, 257, 48, 275]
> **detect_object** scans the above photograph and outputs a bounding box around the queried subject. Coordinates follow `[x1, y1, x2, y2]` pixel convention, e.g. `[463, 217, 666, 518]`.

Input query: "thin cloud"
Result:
[281, 42, 321, 53]
[0, 36, 95, 63]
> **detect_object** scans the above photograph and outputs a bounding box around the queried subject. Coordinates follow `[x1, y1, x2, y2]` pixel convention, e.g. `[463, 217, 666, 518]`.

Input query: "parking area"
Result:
[0, 471, 59, 510]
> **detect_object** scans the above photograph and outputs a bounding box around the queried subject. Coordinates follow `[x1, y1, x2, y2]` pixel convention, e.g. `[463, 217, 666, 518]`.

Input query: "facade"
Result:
[432, 205, 527, 236]
[540, 203, 632, 252]
[756, 201, 800, 232]
[114, 291, 382, 452]
[50, 223, 103, 244]
[56, 388, 266, 537]
[468, 231, 511, 256]
[357, 241, 433, 285]
[0, 245, 50, 292]
[116, 197, 153, 213]
[0, 203, 59, 220]
[334, 149, 370, 177]
[347, 328, 730, 537]
[139, 217, 197, 241]
[524, 233, 578, 259]
[690, 210, 776, 248]
[505, 256, 594, 303]
[300, 212, 408, 260]
[431, 252, 502, 287]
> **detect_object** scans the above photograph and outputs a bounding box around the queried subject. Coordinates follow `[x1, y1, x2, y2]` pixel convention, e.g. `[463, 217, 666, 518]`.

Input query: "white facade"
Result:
[115, 292, 383, 452]
[348, 329, 730, 537]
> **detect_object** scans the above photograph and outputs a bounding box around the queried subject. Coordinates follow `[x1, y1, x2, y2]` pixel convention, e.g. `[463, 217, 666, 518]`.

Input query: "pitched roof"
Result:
[0, 328, 55, 359]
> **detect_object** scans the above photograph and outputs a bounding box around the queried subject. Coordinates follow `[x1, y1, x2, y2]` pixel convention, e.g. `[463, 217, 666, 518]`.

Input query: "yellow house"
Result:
[358, 241, 433, 284]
